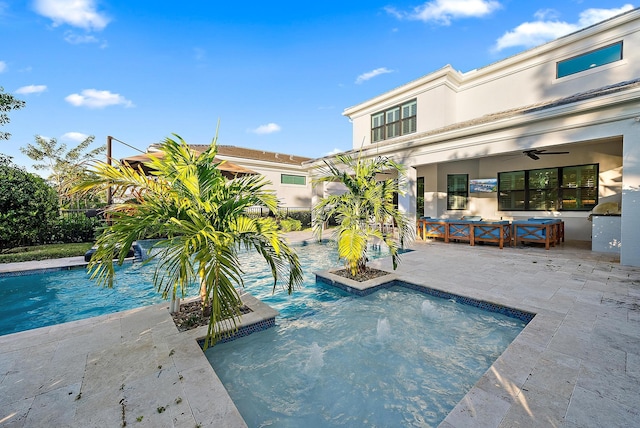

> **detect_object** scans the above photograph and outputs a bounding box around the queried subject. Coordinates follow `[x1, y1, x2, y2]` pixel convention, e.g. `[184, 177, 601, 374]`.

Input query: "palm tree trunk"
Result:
[199, 267, 210, 307]
[169, 296, 181, 313]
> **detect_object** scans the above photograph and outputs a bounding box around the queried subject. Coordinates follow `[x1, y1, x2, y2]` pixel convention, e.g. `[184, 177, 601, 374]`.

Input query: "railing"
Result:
[244, 206, 311, 217]
[60, 208, 104, 218]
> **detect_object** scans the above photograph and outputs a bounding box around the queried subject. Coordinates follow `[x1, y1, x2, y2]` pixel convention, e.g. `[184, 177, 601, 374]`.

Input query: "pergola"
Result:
[120, 151, 257, 179]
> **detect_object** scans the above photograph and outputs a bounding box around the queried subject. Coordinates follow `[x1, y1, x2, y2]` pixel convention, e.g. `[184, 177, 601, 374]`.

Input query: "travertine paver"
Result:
[365, 239, 640, 427]
[1, 234, 639, 427]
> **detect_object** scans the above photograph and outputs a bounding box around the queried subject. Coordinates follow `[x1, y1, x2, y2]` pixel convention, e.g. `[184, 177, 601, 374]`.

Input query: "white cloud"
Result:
[494, 21, 576, 51]
[355, 67, 394, 84]
[387, 0, 501, 25]
[65, 89, 134, 109]
[534, 9, 560, 21]
[250, 123, 281, 135]
[577, 4, 635, 27]
[325, 148, 344, 156]
[33, 0, 110, 31]
[64, 32, 98, 44]
[15, 84, 47, 94]
[494, 4, 635, 51]
[0, 61, 6, 73]
[61, 131, 89, 142]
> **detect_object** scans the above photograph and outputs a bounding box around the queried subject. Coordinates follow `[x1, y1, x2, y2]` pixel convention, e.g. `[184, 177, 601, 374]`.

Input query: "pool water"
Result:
[206, 243, 526, 427]
[0, 259, 199, 336]
[0, 241, 386, 336]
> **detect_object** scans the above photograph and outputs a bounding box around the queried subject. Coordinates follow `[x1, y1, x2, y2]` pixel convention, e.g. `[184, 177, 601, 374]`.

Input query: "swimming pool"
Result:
[206, 243, 527, 427]
[0, 258, 199, 336]
[0, 241, 391, 336]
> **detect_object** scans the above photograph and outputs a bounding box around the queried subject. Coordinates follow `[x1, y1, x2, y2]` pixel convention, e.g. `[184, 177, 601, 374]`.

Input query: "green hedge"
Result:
[46, 215, 103, 244]
[278, 218, 302, 232]
[279, 210, 311, 228]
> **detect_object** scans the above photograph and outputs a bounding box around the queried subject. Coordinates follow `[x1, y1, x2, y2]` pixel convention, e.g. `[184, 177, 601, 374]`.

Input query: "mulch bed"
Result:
[171, 300, 252, 332]
[331, 267, 392, 282]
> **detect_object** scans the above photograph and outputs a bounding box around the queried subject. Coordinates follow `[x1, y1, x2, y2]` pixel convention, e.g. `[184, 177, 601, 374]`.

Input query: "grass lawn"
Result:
[0, 243, 94, 264]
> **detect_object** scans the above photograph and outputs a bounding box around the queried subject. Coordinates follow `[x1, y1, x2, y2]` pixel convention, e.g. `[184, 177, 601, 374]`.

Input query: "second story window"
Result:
[371, 99, 417, 143]
[281, 174, 306, 185]
[557, 41, 623, 78]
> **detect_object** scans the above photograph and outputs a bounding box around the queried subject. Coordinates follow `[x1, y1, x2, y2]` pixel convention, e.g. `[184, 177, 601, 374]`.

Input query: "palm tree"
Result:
[312, 153, 414, 276]
[74, 134, 303, 348]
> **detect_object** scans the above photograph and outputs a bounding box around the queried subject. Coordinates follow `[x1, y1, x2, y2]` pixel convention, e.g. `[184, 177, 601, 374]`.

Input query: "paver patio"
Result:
[1, 232, 638, 427]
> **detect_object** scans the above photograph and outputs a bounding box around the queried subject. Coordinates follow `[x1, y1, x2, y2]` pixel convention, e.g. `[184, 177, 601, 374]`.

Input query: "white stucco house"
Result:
[122, 144, 312, 210]
[213, 145, 313, 209]
[310, 7, 640, 267]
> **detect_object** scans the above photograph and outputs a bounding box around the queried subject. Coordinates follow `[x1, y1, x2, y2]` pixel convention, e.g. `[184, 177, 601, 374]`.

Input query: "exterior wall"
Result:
[457, 18, 640, 121]
[348, 72, 459, 148]
[345, 10, 640, 148]
[415, 164, 438, 218]
[621, 127, 640, 266]
[216, 157, 312, 209]
[335, 9, 640, 265]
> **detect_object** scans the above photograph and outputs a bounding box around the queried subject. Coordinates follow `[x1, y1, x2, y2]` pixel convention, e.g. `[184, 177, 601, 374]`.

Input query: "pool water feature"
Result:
[206, 243, 527, 427]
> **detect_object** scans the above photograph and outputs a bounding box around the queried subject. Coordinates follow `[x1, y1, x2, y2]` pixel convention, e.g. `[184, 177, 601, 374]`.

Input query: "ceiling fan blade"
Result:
[522, 149, 569, 159]
[523, 150, 540, 160]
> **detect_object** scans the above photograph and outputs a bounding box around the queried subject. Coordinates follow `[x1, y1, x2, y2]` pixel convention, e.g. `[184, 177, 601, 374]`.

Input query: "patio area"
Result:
[0, 232, 638, 427]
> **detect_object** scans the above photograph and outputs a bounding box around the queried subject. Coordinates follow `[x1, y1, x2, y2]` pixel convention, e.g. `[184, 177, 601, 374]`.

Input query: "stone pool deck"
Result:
[1, 233, 639, 427]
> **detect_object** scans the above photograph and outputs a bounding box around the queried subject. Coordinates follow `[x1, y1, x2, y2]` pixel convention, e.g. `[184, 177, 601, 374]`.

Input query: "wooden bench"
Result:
[472, 221, 512, 249]
[527, 218, 564, 244]
[512, 220, 558, 250]
[417, 218, 448, 241]
[445, 220, 474, 244]
[418, 218, 563, 251]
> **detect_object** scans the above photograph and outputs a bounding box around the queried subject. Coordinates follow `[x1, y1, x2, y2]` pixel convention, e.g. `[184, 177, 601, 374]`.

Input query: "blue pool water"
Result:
[0, 241, 387, 336]
[0, 259, 198, 336]
[2, 241, 526, 427]
[206, 243, 527, 428]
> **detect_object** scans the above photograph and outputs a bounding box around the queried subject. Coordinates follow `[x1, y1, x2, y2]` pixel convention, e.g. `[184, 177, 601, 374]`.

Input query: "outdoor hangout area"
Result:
[417, 217, 565, 250]
[1, 231, 639, 427]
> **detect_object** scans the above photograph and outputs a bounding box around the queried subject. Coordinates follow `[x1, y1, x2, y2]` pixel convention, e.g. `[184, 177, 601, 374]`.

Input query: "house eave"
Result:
[342, 8, 640, 120]
[312, 86, 640, 167]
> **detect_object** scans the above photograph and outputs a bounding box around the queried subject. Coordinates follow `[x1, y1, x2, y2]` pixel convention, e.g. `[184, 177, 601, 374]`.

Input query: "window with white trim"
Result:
[556, 42, 622, 78]
[371, 99, 417, 143]
[281, 174, 306, 185]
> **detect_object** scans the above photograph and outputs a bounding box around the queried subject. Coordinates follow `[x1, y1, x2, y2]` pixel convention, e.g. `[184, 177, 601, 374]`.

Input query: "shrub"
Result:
[0, 155, 59, 251]
[278, 218, 302, 232]
[283, 210, 311, 228]
[46, 215, 103, 244]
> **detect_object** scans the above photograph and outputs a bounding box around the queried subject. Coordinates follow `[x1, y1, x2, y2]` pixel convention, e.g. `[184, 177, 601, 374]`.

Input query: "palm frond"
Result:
[312, 151, 414, 274]
[74, 130, 303, 348]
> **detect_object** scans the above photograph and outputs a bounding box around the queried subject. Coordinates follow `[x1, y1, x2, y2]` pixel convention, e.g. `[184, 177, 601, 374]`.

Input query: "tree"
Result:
[73, 134, 303, 348]
[0, 87, 26, 141]
[312, 153, 414, 276]
[21, 135, 106, 208]
[0, 155, 59, 251]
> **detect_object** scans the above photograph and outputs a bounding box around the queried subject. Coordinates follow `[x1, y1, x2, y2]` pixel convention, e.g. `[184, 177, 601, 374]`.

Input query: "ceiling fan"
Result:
[523, 149, 570, 160]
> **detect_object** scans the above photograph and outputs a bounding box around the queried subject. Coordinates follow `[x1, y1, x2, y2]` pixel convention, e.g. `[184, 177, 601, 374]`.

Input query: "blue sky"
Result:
[0, 0, 635, 173]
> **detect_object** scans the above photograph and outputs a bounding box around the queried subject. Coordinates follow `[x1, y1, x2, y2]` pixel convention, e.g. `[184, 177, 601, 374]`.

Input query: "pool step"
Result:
[132, 243, 145, 262]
